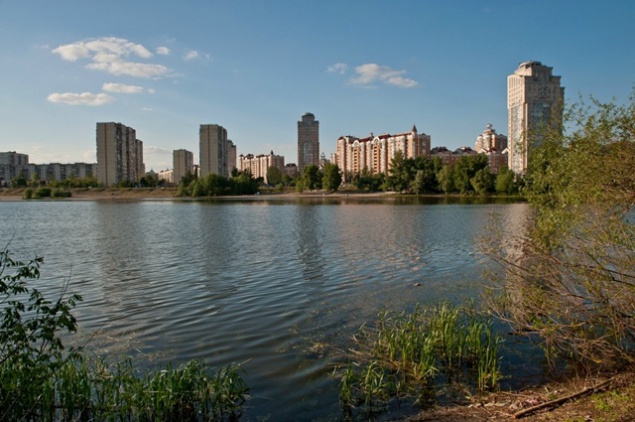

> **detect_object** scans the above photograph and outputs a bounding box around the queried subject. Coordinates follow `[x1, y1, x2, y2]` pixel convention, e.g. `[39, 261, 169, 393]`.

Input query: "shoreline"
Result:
[0, 187, 523, 202]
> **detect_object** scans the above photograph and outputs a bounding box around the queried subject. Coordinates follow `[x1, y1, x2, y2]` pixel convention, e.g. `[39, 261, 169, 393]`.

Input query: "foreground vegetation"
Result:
[0, 248, 248, 421]
[338, 304, 503, 417]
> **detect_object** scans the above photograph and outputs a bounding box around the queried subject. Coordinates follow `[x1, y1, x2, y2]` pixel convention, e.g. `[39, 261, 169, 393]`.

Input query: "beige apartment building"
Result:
[237, 150, 285, 183]
[508, 61, 564, 174]
[173, 149, 194, 184]
[475, 124, 508, 174]
[96, 122, 144, 186]
[200, 124, 233, 178]
[297, 113, 319, 172]
[335, 126, 430, 182]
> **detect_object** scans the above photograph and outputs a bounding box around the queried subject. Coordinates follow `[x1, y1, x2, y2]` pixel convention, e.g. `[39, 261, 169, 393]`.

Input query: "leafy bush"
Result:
[52, 189, 72, 198]
[33, 186, 52, 198]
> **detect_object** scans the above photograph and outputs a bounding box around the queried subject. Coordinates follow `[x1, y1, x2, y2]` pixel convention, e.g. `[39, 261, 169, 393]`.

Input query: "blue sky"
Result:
[1, 1, 633, 171]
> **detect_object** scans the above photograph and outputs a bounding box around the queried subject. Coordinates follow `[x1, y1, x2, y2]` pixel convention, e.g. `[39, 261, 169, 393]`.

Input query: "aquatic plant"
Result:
[338, 303, 503, 414]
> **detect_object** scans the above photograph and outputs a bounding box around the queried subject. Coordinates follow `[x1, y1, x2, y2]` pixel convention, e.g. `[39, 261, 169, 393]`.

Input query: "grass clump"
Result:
[0, 247, 249, 421]
[338, 303, 503, 415]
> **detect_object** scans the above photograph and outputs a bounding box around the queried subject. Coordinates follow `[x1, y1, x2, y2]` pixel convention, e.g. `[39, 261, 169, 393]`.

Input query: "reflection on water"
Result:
[0, 198, 529, 420]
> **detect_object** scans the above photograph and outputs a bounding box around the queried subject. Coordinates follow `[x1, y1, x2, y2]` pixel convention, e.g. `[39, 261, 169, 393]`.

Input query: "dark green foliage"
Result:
[52, 189, 72, 198]
[178, 171, 258, 197]
[495, 167, 519, 195]
[387, 151, 416, 192]
[321, 163, 342, 192]
[266, 166, 283, 186]
[33, 187, 52, 198]
[11, 172, 27, 188]
[296, 164, 321, 192]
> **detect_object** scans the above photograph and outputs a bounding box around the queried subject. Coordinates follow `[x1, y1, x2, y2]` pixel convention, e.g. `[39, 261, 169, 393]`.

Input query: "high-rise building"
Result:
[199, 124, 229, 177]
[297, 113, 319, 172]
[226, 140, 237, 175]
[96, 122, 144, 186]
[507, 61, 564, 174]
[173, 149, 194, 184]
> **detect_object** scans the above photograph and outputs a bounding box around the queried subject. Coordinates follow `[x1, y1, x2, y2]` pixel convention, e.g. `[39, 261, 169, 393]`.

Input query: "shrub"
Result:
[52, 189, 72, 198]
[33, 186, 52, 198]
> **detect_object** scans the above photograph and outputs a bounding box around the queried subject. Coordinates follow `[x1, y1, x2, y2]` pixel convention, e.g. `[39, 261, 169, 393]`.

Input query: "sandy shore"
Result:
[0, 187, 403, 201]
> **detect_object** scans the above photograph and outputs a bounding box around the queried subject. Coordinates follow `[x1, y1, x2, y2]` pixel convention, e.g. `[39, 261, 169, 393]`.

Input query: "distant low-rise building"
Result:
[334, 126, 430, 182]
[157, 169, 174, 184]
[430, 146, 477, 166]
[0, 151, 97, 186]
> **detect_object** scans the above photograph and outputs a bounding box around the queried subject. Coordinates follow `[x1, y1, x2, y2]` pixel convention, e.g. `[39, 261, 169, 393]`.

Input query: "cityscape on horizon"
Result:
[1, 60, 564, 187]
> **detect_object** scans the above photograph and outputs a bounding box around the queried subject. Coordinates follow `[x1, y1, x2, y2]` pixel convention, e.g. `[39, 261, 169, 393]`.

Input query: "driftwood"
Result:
[513, 378, 613, 419]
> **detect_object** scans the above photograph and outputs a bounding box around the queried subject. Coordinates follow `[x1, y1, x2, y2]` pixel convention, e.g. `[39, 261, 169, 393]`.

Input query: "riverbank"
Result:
[406, 371, 635, 421]
[0, 187, 523, 202]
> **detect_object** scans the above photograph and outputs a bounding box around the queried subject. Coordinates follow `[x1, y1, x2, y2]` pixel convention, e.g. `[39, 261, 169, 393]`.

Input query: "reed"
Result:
[4, 356, 249, 421]
[339, 303, 503, 413]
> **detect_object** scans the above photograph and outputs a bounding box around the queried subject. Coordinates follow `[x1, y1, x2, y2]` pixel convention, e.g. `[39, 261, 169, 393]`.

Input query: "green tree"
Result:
[387, 151, 415, 192]
[30, 172, 41, 188]
[494, 166, 517, 194]
[413, 156, 441, 193]
[484, 92, 635, 371]
[266, 166, 283, 186]
[321, 163, 342, 192]
[297, 165, 321, 192]
[436, 164, 455, 194]
[11, 172, 27, 188]
[470, 167, 495, 194]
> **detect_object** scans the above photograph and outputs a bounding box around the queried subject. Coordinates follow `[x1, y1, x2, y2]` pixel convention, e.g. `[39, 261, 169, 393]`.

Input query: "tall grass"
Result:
[2, 356, 248, 421]
[338, 303, 503, 414]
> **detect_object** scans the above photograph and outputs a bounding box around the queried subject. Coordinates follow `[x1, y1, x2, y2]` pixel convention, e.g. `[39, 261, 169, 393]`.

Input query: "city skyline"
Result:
[1, 1, 634, 171]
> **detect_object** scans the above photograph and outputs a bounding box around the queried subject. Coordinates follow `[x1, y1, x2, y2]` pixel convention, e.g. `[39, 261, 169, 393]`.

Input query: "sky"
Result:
[1, 1, 634, 172]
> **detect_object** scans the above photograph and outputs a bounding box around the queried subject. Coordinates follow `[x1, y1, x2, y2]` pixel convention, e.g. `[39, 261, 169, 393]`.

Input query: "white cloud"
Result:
[327, 63, 348, 74]
[350, 63, 419, 88]
[47, 92, 114, 106]
[102, 83, 144, 94]
[184, 50, 200, 61]
[156, 46, 170, 55]
[52, 37, 171, 78]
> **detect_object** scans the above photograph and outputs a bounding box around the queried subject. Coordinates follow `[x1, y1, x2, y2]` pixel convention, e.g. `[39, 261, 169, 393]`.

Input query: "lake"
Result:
[0, 197, 530, 420]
